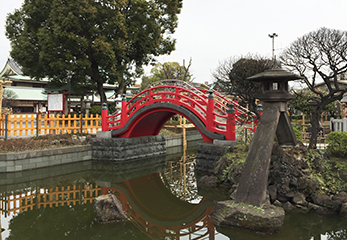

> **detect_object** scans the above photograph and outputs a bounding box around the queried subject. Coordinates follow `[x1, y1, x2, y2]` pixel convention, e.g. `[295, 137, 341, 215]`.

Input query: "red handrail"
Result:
[101, 84, 259, 139]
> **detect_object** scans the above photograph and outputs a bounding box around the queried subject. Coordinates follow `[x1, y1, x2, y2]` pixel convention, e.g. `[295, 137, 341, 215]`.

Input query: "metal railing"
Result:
[330, 117, 347, 132]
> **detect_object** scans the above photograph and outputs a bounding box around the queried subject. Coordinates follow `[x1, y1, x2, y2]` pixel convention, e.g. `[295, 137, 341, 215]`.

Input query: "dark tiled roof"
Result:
[247, 68, 303, 82]
[7, 58, 23, 75]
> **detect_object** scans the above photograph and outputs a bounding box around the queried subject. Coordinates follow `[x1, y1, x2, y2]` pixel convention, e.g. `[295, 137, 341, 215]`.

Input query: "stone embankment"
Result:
[196, 141, 347, 234]
[0, 131, 203, 173]
[0, 145, 92, 172]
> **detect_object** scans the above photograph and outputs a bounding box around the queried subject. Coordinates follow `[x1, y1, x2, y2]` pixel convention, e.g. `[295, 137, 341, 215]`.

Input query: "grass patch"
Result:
[306, 150, 347, 194]
[222, 142, 249, 181]
[0, 134, 93, 153]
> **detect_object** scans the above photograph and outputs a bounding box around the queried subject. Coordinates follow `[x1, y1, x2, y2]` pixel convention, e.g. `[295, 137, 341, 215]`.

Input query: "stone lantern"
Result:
[234, 68, 302, 207]
[247, 68, 302, 146]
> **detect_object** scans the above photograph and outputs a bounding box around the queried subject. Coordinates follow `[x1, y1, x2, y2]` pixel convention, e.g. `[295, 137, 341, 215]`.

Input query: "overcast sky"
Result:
[1, 0, 347, 85]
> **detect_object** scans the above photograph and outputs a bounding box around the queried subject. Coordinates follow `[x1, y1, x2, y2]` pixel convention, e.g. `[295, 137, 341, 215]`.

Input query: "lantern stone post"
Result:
[234, 68, 302, 207]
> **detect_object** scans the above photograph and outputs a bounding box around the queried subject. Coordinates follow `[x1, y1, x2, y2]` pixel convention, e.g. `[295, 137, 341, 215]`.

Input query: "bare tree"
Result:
[281, 27, 347, 148]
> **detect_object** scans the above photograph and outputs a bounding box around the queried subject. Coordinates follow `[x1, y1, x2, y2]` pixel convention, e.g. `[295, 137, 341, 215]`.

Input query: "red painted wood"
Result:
[101, 85, 258, 142]
[101, 106, 109, 131]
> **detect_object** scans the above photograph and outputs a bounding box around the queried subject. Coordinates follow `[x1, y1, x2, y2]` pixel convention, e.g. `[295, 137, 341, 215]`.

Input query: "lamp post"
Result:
[268, 33, 278, 61]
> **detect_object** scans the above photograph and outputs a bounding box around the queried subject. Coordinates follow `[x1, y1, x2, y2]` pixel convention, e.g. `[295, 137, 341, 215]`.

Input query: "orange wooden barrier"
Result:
[0, 184, 101, 216]
[0, 113, 102, 139]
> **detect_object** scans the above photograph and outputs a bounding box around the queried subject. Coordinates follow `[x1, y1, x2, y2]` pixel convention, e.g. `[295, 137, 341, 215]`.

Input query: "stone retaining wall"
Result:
[196, 143, 231, 174]
[0, 145, 92, 172]
[166, 130, 203, 148]
[0, 131, 204, 173]
[90, 135, 166, 161]
[166, 130, 203, 155]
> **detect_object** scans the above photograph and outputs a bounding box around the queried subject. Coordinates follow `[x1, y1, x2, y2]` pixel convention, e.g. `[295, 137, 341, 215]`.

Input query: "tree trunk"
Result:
[116, 77, 125, 95]
[90, 60, 107, 103]
[308, 107, 321, 149]
[96, 79, 107, 103]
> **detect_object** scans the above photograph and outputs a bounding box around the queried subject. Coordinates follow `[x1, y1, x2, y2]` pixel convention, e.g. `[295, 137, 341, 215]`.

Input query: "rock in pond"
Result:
[94, 194, 129, 223]
[210, 200, 285, 234]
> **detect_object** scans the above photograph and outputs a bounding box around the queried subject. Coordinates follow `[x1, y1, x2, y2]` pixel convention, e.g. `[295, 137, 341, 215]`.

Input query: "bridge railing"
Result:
[146, 80, 259, 128]
[195, 88, 260, 132]
[105, 85, 210, 127]
[102, 83, 259, 140]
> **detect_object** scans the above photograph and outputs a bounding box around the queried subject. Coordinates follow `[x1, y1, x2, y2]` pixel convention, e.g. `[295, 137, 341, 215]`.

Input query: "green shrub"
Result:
[325, 131, 347, 158]
[293, 127, 303, 141]
[292, 123, 304, 132]
[90, 105, 102, 115]
[291, 114, 303, 120]
[107, 103, 116, 114]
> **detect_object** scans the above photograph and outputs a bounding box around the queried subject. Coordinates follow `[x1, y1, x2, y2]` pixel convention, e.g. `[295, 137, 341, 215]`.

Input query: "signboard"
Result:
[48, 93, 64, 111]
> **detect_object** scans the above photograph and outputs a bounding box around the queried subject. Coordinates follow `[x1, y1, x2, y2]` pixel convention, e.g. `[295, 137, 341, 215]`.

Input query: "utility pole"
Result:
[268, 33, 278, 61]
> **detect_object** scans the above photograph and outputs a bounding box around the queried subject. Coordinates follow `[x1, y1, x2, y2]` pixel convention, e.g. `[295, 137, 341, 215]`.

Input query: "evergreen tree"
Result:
[6, 0, 182, 102]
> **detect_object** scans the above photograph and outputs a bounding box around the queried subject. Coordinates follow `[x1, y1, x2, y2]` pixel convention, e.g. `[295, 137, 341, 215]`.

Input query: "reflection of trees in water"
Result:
[161, 115, 202, 203]
[162, 155, 202, 203]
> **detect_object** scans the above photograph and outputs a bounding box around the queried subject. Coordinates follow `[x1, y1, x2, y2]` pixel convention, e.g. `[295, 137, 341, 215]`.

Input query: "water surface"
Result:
[0, 154, 346, 240]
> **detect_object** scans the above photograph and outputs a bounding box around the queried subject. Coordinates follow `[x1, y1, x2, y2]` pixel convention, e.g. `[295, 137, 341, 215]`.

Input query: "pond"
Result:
[0, 150, 346, 240]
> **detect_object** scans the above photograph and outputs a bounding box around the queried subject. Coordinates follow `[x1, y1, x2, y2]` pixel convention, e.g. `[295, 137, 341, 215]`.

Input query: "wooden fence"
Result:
[0, 113, 102, 139]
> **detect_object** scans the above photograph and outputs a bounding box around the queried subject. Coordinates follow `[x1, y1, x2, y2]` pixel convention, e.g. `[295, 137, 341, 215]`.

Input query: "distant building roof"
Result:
[6, 75, 49, 82]
[0, 58, 23, 77]
[4, 86, 47, 101]
[314, 79, 347, 90]
[7, 58, 23, 75]
[0, 58, 137, 100]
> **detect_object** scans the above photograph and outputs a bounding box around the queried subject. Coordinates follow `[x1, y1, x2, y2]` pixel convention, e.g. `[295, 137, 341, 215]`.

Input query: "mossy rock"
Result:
[210, 200, 285, 234]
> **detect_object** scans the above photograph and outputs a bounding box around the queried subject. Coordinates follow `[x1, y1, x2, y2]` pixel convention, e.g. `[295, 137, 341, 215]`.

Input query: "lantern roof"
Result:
[247, 68, 303, 82]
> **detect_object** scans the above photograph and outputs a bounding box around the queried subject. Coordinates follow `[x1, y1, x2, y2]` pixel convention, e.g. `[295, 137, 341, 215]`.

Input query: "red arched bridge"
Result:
[101, 80, 259, 143]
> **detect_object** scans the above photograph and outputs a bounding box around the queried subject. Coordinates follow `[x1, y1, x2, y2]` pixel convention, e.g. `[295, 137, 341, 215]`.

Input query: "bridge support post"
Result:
[206, 90, 215, 132]
[226, 103, 236, 141]
[233, 95, 239, 118]
[121, 94, 127, 127]
[101, 103, 109, 131]
[254, 104, 263, 129]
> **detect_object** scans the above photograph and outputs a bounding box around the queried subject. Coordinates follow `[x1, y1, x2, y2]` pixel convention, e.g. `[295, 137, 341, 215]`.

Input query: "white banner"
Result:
[48, 93, 64, 111]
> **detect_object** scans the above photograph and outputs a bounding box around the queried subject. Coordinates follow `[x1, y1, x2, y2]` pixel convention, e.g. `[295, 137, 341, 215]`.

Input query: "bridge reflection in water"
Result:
[98, 143, 216, 240]
[103, 173, 215, 240]
[0, 151, 218, 240]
